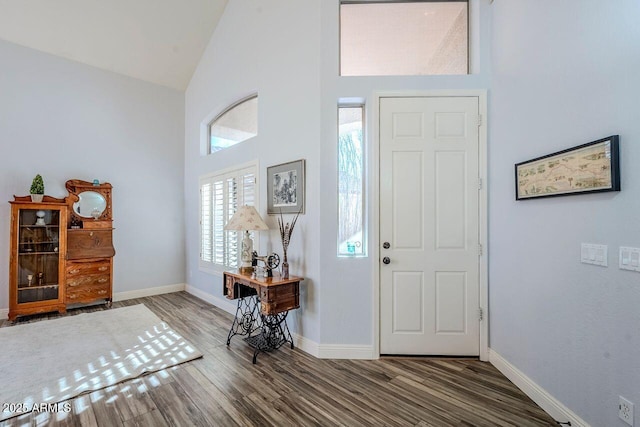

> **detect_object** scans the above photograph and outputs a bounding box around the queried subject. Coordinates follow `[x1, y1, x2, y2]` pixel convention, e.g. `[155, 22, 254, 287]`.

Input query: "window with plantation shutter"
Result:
[199, 163, 258, 271]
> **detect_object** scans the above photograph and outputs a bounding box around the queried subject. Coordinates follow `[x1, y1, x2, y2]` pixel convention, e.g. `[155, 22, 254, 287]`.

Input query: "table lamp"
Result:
[224, 205, 269, 274]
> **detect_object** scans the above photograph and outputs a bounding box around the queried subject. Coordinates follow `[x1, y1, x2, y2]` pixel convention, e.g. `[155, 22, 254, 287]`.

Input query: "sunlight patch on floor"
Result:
[2, 323, 201, 423]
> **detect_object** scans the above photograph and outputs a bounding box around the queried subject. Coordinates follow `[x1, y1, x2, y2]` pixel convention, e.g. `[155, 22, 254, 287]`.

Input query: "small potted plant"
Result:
[30, 174, 44, 202]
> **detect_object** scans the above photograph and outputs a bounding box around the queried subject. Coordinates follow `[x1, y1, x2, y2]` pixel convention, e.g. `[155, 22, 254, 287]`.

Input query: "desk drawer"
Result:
[66, 273, 110, 289]
[66, 260, 110, 276]
[66, 282, 110, 303]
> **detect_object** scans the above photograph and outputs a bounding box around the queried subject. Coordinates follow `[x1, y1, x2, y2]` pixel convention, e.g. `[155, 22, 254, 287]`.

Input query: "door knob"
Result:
[383, 242, 390, 249]
[382, 257, 391, 264]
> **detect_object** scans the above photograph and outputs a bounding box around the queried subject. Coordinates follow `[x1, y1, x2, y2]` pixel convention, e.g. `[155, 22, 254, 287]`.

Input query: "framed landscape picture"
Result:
[515, 135, 620, 200]
[267, 159, 305, 214]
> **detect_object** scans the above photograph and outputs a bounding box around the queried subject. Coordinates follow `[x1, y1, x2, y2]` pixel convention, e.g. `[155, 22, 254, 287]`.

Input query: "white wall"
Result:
[185, 0, 491, 349]
[317, 0, 491, 346]
[0, 40, 186, 312]
[184, 0, 322, 342]
[489, 2, 640, 426]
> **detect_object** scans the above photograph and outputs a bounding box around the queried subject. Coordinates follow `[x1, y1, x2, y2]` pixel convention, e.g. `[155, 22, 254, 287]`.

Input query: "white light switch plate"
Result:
[620, 247, 640, 272]
[581, 243, 608, 267]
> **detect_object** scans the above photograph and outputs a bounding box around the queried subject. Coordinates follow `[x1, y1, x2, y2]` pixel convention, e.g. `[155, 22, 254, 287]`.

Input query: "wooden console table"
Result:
[223, 270, 302, 363]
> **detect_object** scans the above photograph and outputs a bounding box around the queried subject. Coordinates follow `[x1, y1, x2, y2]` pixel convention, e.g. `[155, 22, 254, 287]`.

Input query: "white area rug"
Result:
[0, 304, 203, 421]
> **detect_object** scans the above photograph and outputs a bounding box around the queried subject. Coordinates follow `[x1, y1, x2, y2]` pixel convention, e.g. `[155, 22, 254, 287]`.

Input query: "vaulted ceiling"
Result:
[0, 0, 228, 90]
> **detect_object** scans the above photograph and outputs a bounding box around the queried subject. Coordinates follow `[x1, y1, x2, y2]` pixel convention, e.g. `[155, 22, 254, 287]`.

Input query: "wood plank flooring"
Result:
[0, 292, 558, 426]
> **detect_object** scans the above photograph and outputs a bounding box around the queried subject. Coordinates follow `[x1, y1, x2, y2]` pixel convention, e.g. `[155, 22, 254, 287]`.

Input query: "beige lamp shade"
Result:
[224, 205, 269, 231]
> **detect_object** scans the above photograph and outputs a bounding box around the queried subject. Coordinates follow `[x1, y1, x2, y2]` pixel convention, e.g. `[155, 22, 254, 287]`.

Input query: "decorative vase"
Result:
[35, 210, 46, 226]
[30, 194, 44, 203]
[282, 261, 289, 279]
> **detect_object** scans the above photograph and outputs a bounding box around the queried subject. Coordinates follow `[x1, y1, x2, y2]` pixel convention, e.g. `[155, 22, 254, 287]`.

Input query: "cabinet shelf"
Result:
[19, 251, 60, 255]
[20, 241, 58, 245]
[18, 284, 59, 290]
[20, 225, 59, 228]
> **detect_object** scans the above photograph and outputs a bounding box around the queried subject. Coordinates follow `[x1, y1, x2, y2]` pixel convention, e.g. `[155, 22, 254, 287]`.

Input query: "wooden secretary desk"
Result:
[64, 180, 115, 307]
[7, 180, 115, 321]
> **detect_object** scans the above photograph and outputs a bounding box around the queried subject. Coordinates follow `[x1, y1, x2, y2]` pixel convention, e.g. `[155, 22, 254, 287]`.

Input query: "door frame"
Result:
[371, 90, 489, 361]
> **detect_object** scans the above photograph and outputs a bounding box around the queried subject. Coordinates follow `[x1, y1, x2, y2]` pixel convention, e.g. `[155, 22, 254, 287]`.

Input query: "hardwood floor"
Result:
[1, 292, 557, 426]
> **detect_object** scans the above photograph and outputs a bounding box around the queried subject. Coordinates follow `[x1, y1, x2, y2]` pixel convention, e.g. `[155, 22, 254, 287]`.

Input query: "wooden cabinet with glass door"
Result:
[8, 197, 68, 321]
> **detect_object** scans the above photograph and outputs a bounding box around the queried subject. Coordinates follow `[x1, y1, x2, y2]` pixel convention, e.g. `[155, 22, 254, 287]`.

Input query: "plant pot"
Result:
[30, 194, 44, 203]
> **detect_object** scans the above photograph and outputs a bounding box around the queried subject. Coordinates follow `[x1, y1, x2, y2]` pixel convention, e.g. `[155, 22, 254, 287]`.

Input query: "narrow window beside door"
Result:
[338, 105, 366, 256]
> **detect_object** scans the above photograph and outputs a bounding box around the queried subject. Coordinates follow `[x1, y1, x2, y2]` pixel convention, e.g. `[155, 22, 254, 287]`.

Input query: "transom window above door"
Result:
[340, 0, 469, 76]
[208, 95, 258, 154]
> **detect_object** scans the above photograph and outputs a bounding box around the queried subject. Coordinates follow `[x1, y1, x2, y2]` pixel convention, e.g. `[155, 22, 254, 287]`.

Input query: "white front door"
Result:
[380, 96, 480, 356]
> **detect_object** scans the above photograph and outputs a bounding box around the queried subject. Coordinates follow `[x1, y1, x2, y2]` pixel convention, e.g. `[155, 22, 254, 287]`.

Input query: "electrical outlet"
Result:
[619, 396, 634, 426]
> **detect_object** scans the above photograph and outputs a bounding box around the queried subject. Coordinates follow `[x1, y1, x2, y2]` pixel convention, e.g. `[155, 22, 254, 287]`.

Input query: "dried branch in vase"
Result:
[278, 207, 301, 278]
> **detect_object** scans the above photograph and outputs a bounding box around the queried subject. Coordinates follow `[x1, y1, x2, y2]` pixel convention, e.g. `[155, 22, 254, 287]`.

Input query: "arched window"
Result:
[208, 95, 258, 153]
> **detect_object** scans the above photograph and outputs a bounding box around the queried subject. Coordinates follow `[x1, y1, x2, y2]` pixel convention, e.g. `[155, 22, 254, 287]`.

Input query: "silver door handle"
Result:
[382, 257, 391, 265]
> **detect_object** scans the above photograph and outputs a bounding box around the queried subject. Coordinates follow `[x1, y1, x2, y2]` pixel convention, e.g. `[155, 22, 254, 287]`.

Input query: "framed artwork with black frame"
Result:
[267, 159, 305, 214]
[515, 135, 620, 200]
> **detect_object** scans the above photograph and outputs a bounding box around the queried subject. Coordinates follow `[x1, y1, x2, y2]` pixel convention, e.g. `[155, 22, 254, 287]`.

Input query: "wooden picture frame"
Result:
[515, 135, 620, 200]
[267, 159, 305, 214]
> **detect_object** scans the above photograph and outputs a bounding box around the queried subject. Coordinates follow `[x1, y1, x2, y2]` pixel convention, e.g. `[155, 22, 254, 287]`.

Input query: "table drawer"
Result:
[225, 274, 237, 299]
[260, 283, 297, 300]
[224, 275, 257, 299]
[260, 283, 299, 315]
[66, 260, 110, 276]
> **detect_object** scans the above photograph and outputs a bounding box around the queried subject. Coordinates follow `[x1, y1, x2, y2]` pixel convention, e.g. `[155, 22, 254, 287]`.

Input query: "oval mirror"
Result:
[73, 191, 107, 219]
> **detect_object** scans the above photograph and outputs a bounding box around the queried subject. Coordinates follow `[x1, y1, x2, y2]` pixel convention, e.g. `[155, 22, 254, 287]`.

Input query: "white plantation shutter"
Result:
[226, 177, 238, 267]
[242, 172, 257, 250]
[200, 182, 213, 262]
[200, 164, 258, 269]
[212, 179, 225, 264]
[243, 173, 255, 206]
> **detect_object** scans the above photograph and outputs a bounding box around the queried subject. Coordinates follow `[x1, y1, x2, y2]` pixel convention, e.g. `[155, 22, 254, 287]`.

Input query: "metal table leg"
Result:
[226, 295, 260, 345]
[244, 310, 294, 364]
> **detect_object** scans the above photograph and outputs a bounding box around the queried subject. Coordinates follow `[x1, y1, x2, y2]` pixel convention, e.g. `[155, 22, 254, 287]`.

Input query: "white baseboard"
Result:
[1, 283, 380, 360]
[113, 283, 186, 302]
[185, 284, 325, 357]
[292, 333, 320, 358]
[184, 285, 376, 361]
[489, 348, 590, 427]
[318, 344, 376, 360]
[184, 284, 236, 316]
[0, 284, 186, 319]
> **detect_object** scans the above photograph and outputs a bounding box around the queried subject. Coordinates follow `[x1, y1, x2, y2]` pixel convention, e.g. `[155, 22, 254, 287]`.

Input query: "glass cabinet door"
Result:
[17, 209, 61, 304]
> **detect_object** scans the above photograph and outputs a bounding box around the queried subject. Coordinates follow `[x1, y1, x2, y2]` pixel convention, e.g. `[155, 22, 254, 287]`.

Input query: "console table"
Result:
[223, 270, 302, 364]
